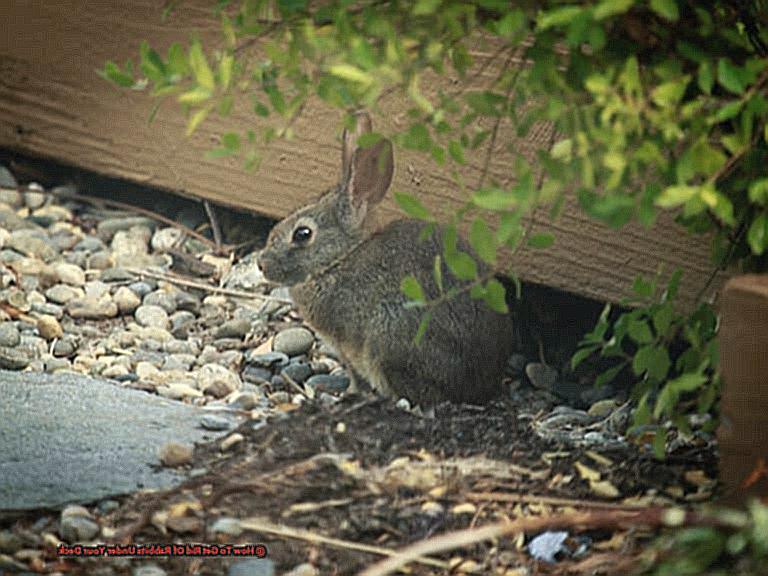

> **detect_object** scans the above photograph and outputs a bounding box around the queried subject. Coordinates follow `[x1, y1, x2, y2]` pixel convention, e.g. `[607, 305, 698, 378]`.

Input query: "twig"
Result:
[203, 200, 224, 253]
[358, 506, 732, 576]
[238, 517, 452, 572]
[42, 186, 224, 252]
[464, 491, 651, 511]
[122, 267, 293, 304]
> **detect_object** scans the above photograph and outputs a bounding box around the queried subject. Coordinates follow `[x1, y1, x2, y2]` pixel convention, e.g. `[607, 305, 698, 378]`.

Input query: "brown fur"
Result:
[258, 113, 515, 404]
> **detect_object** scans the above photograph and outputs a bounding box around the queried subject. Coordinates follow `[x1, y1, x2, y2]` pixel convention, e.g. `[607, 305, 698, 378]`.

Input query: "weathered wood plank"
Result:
[0, 0, 727, 310]
[719, 275, 768, 502]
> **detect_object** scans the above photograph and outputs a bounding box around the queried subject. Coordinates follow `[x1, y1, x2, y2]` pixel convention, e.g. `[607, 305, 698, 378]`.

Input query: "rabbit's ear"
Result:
[342, 138, 394, 228]
[342, 111, 373, 178]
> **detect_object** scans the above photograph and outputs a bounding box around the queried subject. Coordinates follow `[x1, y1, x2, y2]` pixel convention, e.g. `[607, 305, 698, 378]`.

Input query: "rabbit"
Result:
[257, 112, 516, 405]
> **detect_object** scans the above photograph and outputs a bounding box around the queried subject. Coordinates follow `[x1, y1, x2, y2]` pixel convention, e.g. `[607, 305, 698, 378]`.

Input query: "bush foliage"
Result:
[101, 1, 768, 455]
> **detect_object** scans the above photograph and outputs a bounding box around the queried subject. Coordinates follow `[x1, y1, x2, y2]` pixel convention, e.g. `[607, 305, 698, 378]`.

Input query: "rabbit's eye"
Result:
[292, 226, 313, 244]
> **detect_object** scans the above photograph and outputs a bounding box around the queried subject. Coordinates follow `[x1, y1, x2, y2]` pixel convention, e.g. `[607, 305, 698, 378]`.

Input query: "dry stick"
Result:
[44, 187, 224, 252]
[358, 507, 719, 576]
[123, 267, 293, 304]
[203, 200, 224, 253]
[464, 491, 651, 511]
[237, 518, 452, 572]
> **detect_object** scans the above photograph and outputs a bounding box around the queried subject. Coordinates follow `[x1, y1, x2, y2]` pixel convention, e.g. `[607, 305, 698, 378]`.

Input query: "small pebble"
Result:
[53, 262, 85, 286]
[210, 517, 243, 537]
[45, 284, 84, 304]
[36, 315, 63, 340]
[159, 442, 194, 467]
[272, 327, 314, 356]
[135, 304, 170, 330]
[588, 399, 620, 418]
[196, 363, 242, 398]
[157, 383, 203, 400]
[200, 414, 234, 431]
[227, 559, 275, 576]
[113, 286, 141, 314]
[53, 335, 78, 357]
[242, 365, 272, 384]
[0, 346, 29, 370]
[59, 505, 100, 542]
[220, 433, 244, 451]
[525, 362, 559, 391]
[143, 290, 177, 314]
[215, 318, 251, 339]
[23, 185, 47, 210]
[66, 296, 118, 319]
[281, 362, 313, 384]
[129, 281, 154, 298]
[284, 564, 318, 576]
[247, 351, 289, 369]
[133, 564, 168, 576]
[0, 322, 20, 347]
[227, 391, 261, 410]
[305, 374, 350, 394]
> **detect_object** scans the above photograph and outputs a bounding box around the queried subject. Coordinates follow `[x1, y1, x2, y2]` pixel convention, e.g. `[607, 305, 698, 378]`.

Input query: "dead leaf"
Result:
[590, 480, 620, 499]
[575, 461, 601, 482]
[585, 450, 614, 467]
[451, 503, 477, 515]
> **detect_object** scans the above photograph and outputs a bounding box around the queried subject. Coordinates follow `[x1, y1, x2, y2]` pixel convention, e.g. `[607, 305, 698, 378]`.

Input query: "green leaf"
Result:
[697, 61, 713, 94]
[178, 86, 213, 104]
[402, 123, 432, 152]
[748, 179, 768, 205]
[221, 132, 240, 151]
[277, 0, 307, 15]
[650, 0, 678, 20]
[469, 218, 497, 265]
[394, 192, 431, 220]
[652, 429, 667, 459]
[747, 213, 768, 255]
[139, 41, 166, 83]
[167, 43, 189, 77]
[448, 140, 465, 164]
[527, 233, 555, 249]
[595, 362, 625, 387]
[253, 100, 270, 117]
[186, 104, 211, 135]
[651, 78, 689, 107]
[356, 132, 384, 148]
[413, 0, 441, 15]
[593, 0, 635, 20]
[652, 303, 674, 337]
[328, 63, 373, 86]
[656, 185, 698, 208]
[414, 310, 432, 346]
[483, 278, 508, 313]
[633, 345, 671, 382]
[628, 318, 654, 344]
[465, 91, 505, 116]
[99, 61, 134, 87]
[537, 6, 583, 30]
[401, 275, 425, 302]
[632, 276, 655, 299]
[472, 187, 516, 210]
[188, 40, 215, 91]
[445, 250, 478, 281]
[717, 58, 745, 94]
[571, 345, 599, 370]
[714, 100, 744, 122]
[219, 53, 234, 90]
[433, 255, 444, 294]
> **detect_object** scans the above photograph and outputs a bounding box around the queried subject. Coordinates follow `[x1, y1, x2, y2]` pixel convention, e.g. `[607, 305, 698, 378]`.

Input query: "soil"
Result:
[94, 392, 717, 576]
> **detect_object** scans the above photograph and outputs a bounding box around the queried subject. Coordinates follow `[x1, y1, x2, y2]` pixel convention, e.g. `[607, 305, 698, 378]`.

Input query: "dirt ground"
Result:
[85, 390, 718, 576]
